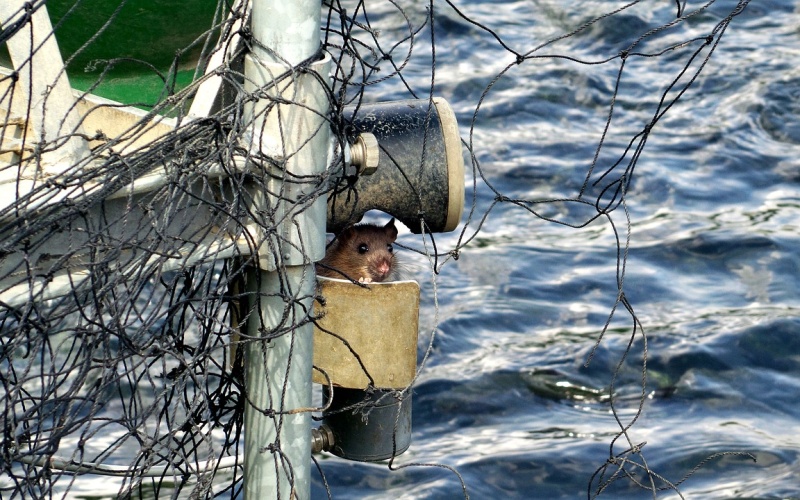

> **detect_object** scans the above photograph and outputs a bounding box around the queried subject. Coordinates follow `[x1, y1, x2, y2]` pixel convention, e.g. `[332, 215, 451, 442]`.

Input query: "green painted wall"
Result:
[2, 0, 218, 105]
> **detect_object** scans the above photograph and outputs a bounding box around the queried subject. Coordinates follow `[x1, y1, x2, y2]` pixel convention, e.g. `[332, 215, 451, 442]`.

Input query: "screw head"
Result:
[351, 133, 379, 175]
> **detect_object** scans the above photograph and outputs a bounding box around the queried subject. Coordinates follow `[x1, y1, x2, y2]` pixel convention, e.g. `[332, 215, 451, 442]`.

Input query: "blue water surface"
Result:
[12, 1, 797, 499]
[312, 1, 800, 498]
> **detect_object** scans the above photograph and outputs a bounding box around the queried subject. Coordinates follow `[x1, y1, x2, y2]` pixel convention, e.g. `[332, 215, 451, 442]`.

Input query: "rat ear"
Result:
[384, 218, 398, 241]
[337, 225, 357, 242]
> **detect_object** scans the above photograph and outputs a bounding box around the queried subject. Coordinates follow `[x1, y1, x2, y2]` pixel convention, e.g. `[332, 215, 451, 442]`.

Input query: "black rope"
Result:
[0, 0, 757, 498]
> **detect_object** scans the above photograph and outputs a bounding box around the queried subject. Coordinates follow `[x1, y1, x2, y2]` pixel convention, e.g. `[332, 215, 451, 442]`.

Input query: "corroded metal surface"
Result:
[327, 97, 464, 234]
[313, 277, 420, 389]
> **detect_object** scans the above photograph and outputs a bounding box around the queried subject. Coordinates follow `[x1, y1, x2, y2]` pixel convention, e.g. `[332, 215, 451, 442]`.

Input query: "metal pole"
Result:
[250, 0, 321, 66]
[242, 0, 327, 498]
[242, 267, 316, 499]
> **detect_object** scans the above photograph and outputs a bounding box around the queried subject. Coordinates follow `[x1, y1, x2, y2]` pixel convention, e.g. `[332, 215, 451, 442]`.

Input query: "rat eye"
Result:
[387, 244, 393, 253]
[357, 243, 369, 254]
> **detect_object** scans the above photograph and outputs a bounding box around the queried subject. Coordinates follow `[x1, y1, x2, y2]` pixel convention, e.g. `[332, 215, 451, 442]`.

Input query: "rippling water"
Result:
[313, 1, 800, 498]
[10, 1, 799, 498]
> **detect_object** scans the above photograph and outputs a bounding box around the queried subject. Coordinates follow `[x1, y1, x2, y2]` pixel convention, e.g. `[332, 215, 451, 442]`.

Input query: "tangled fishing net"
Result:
[0, 0, 755, 498]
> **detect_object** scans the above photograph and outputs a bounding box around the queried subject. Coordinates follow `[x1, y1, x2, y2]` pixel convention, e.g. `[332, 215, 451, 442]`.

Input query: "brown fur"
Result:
[316, 219, 399, 283]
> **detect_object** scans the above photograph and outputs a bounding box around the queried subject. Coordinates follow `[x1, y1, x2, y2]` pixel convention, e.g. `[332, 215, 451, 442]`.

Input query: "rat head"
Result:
[333, 218, 399, 283]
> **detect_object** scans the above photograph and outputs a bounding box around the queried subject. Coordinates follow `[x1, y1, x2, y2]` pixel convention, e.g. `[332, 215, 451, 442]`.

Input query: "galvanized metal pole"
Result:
[250, 0, 321, 65]
[242, 0, 327, 499]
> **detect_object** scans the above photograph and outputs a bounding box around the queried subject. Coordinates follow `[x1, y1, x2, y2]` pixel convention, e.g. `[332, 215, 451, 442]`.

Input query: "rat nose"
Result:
[375, 260, 391, 279]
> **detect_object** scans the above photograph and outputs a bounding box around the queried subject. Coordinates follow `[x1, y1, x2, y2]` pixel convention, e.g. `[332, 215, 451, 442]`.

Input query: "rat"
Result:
[316, 218, 399, 283]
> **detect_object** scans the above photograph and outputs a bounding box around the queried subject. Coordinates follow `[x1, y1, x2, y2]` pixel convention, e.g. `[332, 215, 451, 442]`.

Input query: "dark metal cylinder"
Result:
[321, 386, 412, 462]
[327, 97, 464, 234]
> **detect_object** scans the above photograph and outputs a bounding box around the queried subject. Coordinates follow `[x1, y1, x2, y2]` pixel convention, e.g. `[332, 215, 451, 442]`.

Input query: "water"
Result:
[312, 1, 800, 498]
[5, 0, 799, 498]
